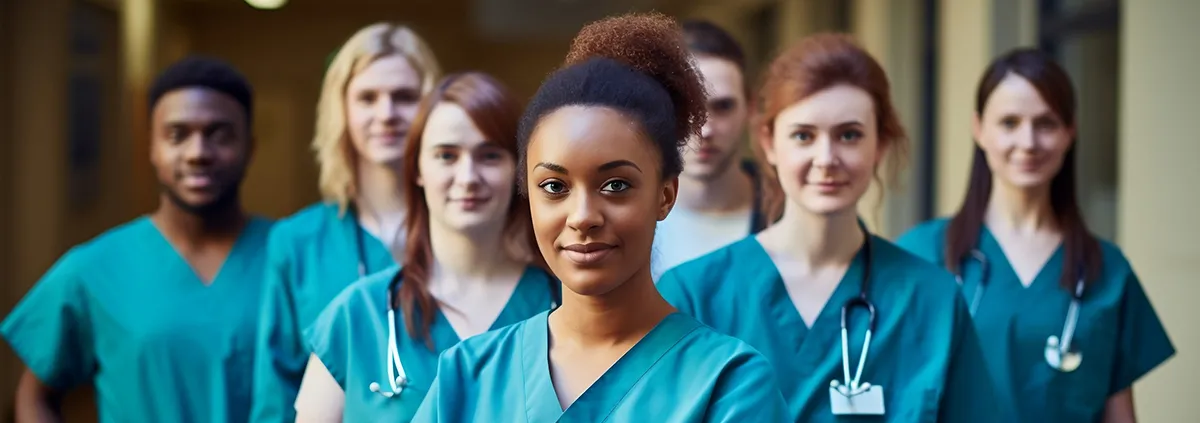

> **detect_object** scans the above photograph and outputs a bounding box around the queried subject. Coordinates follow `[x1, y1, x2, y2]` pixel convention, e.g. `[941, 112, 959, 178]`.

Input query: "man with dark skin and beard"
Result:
[651, 20, 768, 279]
[1, 56, 274, 423]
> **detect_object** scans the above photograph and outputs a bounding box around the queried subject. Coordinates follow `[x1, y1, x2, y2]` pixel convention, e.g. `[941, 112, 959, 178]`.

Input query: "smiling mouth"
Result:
[455, 197, 491, 210]
[180, 173, 216, 189]
[560, 242, 616, 266]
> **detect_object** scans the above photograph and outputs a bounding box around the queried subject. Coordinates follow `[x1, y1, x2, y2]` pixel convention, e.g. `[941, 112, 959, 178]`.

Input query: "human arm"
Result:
[294, 354, 345, 423]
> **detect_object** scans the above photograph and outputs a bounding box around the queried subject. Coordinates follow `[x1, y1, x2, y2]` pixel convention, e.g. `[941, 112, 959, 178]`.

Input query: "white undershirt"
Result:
[651, 206, 754, 280]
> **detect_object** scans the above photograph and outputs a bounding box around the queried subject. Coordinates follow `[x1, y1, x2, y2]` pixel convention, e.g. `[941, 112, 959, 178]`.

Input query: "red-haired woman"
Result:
[293, 72, 559, 422]
[411, 13, 788, 422]
[897, 48, 1175, 422]
[657, 34, 1005, 422]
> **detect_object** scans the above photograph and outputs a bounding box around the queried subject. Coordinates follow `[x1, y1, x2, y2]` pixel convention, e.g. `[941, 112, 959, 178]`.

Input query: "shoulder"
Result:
[894, 217, 951, 262]
[268, 202, 343, 247]
[321, 264, 400, 316]
[306, 265, 399, 347]
[678, 322, 772, 368]
[59, 217, 157, 273]
[673, 322, 781, 398]
[438, 313, 531, 370]
[1096, 237, 1135, 276]
[660, 237, 762, 288]
[872, 236, 961, 298]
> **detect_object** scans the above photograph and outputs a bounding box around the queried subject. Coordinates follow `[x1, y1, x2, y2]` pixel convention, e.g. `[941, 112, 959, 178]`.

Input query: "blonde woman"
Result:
[250, 23, 440, 422]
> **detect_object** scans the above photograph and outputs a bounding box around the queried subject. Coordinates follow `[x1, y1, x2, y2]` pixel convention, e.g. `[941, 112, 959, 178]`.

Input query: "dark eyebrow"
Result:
[165, 120, 235, 131]
[535, 162, 568, 174]
[599, 160, 641, 173]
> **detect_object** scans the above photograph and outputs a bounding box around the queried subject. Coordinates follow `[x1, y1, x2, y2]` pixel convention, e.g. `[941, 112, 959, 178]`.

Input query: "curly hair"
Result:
[517, 12, 707, 188]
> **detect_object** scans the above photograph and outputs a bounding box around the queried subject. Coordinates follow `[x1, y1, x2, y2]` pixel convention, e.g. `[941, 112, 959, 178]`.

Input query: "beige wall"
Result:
[1118, 1, 1200, 420]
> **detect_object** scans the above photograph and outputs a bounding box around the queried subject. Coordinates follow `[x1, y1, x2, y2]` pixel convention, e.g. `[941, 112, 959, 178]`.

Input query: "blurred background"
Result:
[0, 0, 1196, 420]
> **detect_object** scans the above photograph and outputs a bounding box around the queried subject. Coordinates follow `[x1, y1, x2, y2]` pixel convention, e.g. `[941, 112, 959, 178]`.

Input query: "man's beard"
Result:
[161, 183, 240, 218]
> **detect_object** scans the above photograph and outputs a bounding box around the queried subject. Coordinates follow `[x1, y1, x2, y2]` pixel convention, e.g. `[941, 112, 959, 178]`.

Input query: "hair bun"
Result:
[564, 12, 707, 146]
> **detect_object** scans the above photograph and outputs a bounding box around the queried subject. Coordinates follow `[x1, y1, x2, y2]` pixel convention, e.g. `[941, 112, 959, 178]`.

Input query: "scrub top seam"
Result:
[598, 325, 702, 423]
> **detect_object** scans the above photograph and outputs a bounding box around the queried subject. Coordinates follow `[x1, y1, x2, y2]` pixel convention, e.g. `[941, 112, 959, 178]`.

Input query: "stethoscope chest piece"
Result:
[369, 376, 409, 398]
[1044, 336, 1082, 372]
[1044, 278, 1086, 373]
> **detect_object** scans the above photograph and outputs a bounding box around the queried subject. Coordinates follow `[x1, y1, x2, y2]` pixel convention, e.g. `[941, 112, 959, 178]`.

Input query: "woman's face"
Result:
[761, 84, 881, 217]
[525, 106, 676, 296]
[973, 73, 1074, 190]
[418, 103, 516, 235]
[345, 55, 422, 166]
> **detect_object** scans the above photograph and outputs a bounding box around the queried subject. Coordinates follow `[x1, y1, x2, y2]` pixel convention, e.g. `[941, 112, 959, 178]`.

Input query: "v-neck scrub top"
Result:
[0, 216, 274, 423]
[897, 218, 1175, 422]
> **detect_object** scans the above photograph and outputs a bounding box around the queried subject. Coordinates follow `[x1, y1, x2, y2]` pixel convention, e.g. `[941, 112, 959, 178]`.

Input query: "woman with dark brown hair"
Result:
[897, 48, 1175, 422]
[658, 33, 1003, 422]
[411, 13, 787, 422]
[292, 72, 559, 422]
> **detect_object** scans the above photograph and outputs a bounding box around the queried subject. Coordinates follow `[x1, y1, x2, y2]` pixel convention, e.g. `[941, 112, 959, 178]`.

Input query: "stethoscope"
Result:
[953, 248, 1085, 373]
[830, 222, 877, 398]
[353, 209, 563, 398]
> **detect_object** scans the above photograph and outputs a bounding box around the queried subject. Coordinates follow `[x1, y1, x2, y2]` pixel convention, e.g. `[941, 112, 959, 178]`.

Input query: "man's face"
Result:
[149, 87, 253, 215]
[680, 55, 749, 181]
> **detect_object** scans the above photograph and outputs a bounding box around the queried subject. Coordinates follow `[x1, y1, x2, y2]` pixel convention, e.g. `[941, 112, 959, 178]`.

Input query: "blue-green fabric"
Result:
[304, 264, 559, 422]
[897, 218, 1176, 422]
[412, 311, 789, 422]
[250, 202, 394, 422]
[658, 235, 1007, 422]
[0, 216, 273, 423]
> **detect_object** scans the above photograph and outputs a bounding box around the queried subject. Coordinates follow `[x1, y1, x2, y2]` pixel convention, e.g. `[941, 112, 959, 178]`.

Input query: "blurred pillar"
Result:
[2, 0, 71, 414]
[934, 0, 1037, 215]
[123, 0, 160, 213]
[852, 0, 926, 238]
[1117, 1, 1200, 420]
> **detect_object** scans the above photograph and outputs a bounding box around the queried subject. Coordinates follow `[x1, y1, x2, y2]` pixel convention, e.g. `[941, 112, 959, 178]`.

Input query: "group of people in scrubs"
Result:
[0, 9, 1175, 423]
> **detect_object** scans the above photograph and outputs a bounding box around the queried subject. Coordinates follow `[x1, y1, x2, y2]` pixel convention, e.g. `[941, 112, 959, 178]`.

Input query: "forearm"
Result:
[14, 371, 62, 423]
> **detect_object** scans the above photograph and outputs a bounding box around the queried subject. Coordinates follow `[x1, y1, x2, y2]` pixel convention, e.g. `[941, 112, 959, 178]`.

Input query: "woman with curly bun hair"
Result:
[658, 34, 1008, 422]
[411, 13, 788, 422]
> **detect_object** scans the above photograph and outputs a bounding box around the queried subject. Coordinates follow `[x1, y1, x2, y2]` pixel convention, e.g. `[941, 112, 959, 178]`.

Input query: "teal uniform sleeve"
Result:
[655, 269, 696, 316]
[940, 295, 1012, 423]
[303, 293, 351, 388]
[0, 254, 97, 391]
[1109, 272, 1176, 395]
[250, 230, 305, 422]
[894, 223, 943, 265]
[706, 352, 789, 423]
[411, 374, 441, 421]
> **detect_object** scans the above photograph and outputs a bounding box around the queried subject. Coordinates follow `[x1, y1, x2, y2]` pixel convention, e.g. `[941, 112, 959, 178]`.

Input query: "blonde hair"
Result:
[313, 23, 442, 213]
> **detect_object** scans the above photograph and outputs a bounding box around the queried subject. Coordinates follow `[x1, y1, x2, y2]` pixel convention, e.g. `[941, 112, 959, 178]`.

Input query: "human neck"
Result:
[150, 196, 247, 248]
[551, 267, 675, 348]
[986, 179, 1056, 235]
[355, 160, 406, 241]
[764, 205, 864, 268]
[676, 163, 754, 213]
[428, 221, 523, 287]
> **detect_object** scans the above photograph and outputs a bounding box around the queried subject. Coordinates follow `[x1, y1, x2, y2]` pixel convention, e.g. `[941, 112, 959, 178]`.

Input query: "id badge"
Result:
[830, 385, 885, 416]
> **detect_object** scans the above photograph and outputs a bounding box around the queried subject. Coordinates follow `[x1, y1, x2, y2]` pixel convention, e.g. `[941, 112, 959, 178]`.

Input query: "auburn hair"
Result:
[398, 72, 543, 346]
[753, 33, 908, 222]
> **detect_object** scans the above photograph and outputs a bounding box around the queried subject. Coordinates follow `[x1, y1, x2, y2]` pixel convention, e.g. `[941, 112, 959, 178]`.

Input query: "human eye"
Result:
[538, 180, 567, 196]
[790, 130, 814, 143]
[838, 129, 863, 143]
[601, 180, 631, 193]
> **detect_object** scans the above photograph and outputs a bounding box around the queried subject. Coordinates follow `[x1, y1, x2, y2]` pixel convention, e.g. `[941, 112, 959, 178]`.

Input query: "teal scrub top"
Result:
[896, 218, 1176, 422]
[304, 264, 560, 422]
[657, 235, 1006, 422]
[251, 202, 395, 422]
[412, 310, 788, 422]
[0, 216, 273, 423]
